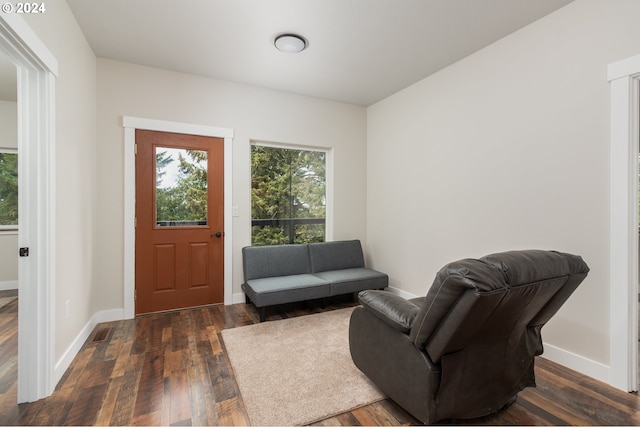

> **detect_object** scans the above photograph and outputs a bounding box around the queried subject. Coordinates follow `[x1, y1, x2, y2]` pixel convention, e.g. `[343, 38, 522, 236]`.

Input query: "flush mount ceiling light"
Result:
[274, 34, 307, 53]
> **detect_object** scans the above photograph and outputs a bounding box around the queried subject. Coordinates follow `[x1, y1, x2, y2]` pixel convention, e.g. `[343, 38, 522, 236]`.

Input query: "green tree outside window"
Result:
[251, 145, 326, 245]
[0, 150, 18, 228]
[155, 148, 208, 227]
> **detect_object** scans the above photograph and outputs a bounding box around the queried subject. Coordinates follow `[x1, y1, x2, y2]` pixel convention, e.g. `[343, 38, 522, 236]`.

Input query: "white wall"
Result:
[95, 59, 367, 311]
[0, 100, 17, 145]
[367, 0, 640, 369]
[23, 0, 97, 362]
[0, 100, 17, 287]
[0, 233, 17, 286]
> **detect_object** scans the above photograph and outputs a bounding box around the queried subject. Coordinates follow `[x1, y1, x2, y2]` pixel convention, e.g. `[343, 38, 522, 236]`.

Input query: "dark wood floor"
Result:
[0, 292, 640, 425]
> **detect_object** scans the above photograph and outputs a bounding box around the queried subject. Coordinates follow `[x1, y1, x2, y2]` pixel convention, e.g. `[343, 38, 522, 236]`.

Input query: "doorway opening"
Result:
[0, 49, 18, 409]
[0, 15, 58, 402]
[608, 53, 640, 392]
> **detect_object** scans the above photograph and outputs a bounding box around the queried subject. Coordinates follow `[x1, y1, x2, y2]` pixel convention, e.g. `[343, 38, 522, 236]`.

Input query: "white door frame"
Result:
[122, 117, 234, 318]
[0, 14, 58, 402]
[608, 53, 640, 392]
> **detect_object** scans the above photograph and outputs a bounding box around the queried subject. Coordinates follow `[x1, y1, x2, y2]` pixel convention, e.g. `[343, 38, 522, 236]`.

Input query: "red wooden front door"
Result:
[135, 129, 224, 314]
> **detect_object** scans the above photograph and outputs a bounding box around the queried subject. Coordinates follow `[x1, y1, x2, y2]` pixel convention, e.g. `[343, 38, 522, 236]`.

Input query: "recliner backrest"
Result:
[408, 250, 589, 420]
[410, 250, 588, 359]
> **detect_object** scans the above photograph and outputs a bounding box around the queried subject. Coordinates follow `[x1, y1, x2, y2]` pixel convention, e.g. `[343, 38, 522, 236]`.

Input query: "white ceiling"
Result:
[68, 1, 570, 106]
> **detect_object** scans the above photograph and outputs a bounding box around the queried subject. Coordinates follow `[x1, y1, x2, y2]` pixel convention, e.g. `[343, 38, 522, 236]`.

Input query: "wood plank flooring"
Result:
[0, 292, 639, 425]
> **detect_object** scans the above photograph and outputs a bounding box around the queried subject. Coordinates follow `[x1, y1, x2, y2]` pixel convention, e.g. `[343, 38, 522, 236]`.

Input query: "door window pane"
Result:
[155, 147, 208, 227]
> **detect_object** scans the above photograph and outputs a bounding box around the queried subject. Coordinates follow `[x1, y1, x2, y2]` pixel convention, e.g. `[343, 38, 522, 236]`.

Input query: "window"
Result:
[251, 144, 326, 245]
[0, 149, 17, 230]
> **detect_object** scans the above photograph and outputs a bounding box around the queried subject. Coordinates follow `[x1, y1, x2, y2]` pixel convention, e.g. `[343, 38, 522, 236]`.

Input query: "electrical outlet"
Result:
[232, 206, 239, 217]
[65, 300, 70, 319]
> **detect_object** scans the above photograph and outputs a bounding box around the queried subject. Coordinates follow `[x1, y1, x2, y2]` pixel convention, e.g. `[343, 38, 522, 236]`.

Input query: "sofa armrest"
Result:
[358, 290, 420, 334]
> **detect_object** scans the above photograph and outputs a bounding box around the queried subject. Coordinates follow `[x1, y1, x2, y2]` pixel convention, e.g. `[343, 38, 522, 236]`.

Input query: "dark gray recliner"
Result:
[349, 250, 589, 424]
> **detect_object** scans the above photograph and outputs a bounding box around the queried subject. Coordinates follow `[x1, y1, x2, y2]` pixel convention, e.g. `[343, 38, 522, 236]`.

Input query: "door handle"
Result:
[212, 231, 222, 238]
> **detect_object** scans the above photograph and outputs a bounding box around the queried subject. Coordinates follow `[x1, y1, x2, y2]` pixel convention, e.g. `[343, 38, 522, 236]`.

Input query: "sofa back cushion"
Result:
[242, 244, 311, 281]
[309, 240, 365, 273]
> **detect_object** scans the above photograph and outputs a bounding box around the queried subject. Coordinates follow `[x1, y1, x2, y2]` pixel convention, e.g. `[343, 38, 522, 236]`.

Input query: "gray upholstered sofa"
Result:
[242, 240, 388, 322]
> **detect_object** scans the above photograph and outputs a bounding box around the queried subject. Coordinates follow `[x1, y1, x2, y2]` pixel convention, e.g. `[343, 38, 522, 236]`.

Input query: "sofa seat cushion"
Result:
[313, 268, 388, 295]
[243, 274, 331, 307]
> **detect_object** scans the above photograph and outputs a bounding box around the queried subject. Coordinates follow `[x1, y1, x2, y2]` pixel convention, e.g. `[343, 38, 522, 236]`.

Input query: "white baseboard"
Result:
[386, 285, 418, 300]
[94, 308, 125, 324]
[53, 308, 125, 386]
[0, 280, 18, 291]
[541, 342, 610, 385]
[232, 292, 246, 305]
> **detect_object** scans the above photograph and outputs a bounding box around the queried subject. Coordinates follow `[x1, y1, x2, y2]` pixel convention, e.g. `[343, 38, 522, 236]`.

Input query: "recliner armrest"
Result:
[358, 290, 419, 333]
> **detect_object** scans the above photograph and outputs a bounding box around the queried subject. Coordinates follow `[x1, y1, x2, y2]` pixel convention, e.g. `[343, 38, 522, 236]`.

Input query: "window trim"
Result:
[250, 139, 334, 243]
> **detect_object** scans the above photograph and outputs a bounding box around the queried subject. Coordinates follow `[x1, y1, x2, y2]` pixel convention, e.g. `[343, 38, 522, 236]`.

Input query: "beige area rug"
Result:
[0, 297, 16, 310]
[221, 307, 385, 426]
